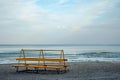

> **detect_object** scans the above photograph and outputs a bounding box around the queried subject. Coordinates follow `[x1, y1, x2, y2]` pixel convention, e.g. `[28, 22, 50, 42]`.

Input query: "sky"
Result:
[0, 0, 120, 44]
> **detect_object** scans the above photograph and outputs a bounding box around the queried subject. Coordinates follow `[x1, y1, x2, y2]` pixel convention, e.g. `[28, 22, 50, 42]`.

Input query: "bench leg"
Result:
[26, 67, 27, 71]
[64, 67, 67, 72]
[56, 68, 60, 74]
[35, 68, 39, 73]
[44, 68, 46, 71]
[16, 67, 19, 72]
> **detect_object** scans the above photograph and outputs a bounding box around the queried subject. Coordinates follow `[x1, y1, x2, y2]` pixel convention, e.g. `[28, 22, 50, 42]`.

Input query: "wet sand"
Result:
[0, 62, 120, 80]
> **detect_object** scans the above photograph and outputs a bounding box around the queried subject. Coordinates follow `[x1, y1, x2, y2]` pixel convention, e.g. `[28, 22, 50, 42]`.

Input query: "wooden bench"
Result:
[12, 49, 68, 73]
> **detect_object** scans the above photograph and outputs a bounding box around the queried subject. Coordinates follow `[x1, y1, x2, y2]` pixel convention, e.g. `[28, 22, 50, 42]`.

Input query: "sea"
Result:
[0, 44, 120, 64]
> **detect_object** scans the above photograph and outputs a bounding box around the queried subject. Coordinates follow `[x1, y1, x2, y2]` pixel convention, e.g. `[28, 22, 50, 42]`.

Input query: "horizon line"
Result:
[0, 43, 120, 46]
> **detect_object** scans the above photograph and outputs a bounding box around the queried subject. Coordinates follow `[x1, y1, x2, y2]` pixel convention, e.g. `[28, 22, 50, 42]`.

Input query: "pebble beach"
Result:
[0, 62, 120, 80]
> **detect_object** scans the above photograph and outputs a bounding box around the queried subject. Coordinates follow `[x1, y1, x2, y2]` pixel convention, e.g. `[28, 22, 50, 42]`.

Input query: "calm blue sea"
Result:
[0, 44, 120, 64]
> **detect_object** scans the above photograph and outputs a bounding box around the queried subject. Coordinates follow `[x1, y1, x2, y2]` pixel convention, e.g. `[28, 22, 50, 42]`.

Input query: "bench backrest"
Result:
[17, 49, 67, 65]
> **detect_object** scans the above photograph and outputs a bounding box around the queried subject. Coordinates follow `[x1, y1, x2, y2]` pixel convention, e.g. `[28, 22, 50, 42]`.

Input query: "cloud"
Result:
[1, 0, 118, 31]
[33, 0, 119, 32]
[0, 0, 120, 44]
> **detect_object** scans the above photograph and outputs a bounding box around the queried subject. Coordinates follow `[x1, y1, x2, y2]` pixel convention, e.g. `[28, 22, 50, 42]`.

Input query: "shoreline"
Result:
[0, 62, 120, 80]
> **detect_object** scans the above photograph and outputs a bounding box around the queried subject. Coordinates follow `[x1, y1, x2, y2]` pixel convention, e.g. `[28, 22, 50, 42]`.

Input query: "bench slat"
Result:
[12, 64, 67, 69]
[16, 58, 67, 62]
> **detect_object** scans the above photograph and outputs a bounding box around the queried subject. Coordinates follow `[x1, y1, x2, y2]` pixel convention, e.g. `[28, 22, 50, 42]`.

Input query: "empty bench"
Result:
[12, 49, 68, 73]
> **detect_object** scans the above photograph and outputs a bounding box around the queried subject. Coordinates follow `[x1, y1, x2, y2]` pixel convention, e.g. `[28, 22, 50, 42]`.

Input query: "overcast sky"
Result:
[0, 0, 120, 44]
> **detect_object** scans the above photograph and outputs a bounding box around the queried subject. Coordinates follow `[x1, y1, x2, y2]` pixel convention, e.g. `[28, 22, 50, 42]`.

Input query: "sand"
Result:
[0, 62, 120, 80]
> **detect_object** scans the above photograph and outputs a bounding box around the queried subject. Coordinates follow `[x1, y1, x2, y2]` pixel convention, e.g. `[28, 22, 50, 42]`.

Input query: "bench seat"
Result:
[13, 64, 67, 69]
[12, 58, 68, 73]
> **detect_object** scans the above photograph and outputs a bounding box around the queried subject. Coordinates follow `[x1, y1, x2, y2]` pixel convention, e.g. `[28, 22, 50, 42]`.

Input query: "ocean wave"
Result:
[79, 52, 120, 58]
[0, 51, 19, 57]
[64, 52, 120, 58]
[0, 51, 120, 58]
[0, 50, 120, 64]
